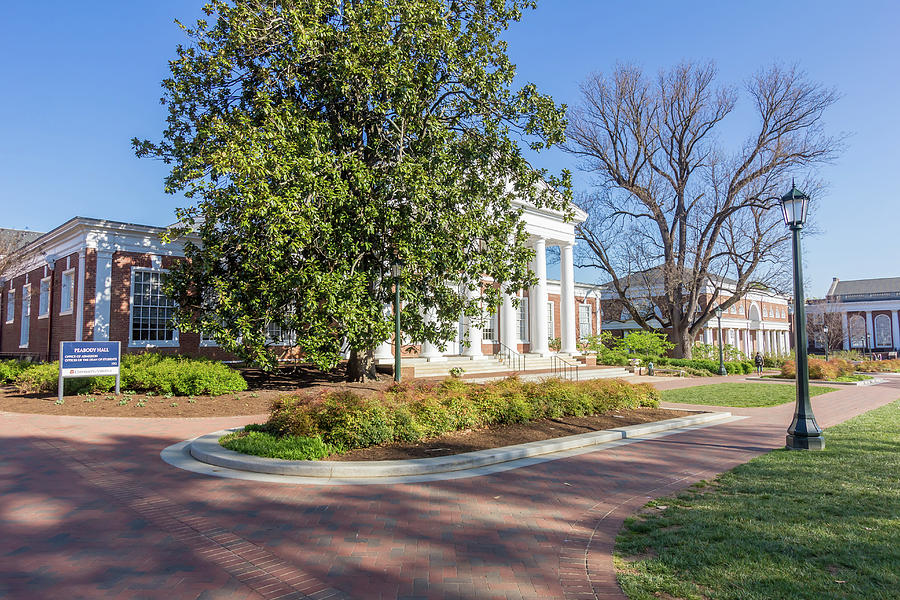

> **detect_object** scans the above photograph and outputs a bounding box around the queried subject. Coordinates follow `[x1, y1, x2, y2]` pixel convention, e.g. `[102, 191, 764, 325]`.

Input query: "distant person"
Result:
[754, 352, 764, 376]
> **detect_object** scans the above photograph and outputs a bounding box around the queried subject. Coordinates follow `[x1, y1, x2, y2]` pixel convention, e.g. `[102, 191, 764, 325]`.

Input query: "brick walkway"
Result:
[1, 376, 897, 600]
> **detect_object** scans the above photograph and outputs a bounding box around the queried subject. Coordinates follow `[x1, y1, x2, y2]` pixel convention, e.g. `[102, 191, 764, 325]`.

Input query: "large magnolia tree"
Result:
[135, 0, 570, 379]
[565, 62, 840, 358]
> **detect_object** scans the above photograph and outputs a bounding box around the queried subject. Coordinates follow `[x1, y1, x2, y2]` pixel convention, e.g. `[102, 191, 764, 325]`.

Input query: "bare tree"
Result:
[806, 297, 845, 354]
[566, 62, 841, 357]
[0, 229, 37, 280]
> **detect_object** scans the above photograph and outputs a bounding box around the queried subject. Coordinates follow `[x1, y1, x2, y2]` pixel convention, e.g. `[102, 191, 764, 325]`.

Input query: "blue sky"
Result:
[1, 0, 897, 297]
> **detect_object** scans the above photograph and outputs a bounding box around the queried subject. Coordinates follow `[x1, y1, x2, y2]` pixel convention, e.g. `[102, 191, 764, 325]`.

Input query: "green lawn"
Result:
[615, 400, 900, 600]
[661, 382, 836, 407]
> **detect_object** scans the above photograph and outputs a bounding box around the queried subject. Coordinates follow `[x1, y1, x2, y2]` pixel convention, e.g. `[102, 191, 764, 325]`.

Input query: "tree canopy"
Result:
[135, 0, 570, 377]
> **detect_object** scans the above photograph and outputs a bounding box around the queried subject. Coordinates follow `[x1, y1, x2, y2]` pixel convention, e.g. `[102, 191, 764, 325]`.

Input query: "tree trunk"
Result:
[671, 328, 694, 359]
[346, 348, 378, 382]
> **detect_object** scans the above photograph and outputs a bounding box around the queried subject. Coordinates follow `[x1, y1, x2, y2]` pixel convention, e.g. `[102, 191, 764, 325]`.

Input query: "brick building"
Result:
[807, 277, 900, 355]
[1, 210, 600, 363]
[600, 268, 792, 356]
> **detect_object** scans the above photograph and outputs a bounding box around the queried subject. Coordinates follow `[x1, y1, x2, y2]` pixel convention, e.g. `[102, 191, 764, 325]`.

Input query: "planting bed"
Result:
[326, 407, 689, 461]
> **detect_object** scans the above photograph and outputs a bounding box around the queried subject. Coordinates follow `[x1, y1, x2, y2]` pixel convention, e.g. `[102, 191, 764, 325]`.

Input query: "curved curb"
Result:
[188, 411, 732, 479]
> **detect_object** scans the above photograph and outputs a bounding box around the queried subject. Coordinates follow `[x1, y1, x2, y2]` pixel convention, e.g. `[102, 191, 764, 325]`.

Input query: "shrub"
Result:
[781, 360, 797, 378]
[0, 359, 32, 384]
[15, 362, 115, 394]
[665, 358, 752, 375]
[780, 357, 856, 380]
[248, 376, 662, 456]
[857, 359, 900, 373]
[14, 354, 247, 396]
[219, 430, 332, 460]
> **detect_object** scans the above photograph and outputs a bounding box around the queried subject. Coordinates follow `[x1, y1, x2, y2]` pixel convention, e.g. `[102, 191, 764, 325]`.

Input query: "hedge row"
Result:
[655, 357, 754, 375]
[856, 359, 900, 373]
[253, 377, 661, 453]
[12, 353, 247, 396]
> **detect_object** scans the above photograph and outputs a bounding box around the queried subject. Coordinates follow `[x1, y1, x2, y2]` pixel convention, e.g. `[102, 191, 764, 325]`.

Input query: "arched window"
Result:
[849, 315, 866, 348]
[875, 314, 892, 348]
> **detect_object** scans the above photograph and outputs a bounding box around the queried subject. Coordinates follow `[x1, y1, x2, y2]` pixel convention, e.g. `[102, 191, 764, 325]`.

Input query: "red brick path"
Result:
[1, 376, 897, 600]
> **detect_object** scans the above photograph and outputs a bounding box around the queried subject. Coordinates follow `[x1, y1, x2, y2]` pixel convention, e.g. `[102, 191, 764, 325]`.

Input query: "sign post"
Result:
[58, 341, 121, 402]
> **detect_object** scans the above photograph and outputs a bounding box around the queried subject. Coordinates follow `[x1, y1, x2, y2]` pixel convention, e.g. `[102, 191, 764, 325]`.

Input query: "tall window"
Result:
[517, 297, 529, 342]
[849, 315, 866, 348]
[60, 268, 75, 314]
[38, 277, 50, 317]
[5, 289, 13, 323]
[482, 310, 497, 342]
[875, 314, 892, 348]
[20, 285, 30, 347]
[266, 321, 296, 345]
[130, 270, 177, 345]
[578, 304, 592, 339]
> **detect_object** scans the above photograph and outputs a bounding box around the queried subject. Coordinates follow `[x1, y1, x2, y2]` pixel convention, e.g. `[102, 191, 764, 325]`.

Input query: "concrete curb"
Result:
[189, 411, 733, 479]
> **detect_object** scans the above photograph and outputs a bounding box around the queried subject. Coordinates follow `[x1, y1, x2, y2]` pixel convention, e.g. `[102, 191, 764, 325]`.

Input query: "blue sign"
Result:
[60, 341, 121, 376]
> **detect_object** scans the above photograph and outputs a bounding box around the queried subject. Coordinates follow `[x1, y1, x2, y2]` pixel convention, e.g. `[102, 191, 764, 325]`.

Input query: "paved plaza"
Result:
[1, 375, 897, 600]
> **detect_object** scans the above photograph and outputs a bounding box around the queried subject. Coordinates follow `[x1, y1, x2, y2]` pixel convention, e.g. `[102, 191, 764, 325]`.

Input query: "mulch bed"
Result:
[327, 407, 692, 461]
[0, 365, 397, 418]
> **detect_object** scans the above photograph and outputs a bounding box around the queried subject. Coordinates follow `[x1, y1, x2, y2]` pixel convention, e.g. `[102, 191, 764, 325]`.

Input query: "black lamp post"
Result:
[715, 306, 727, 376]
[823, 324, 829, 362]
[392, 262, 402, 382]
[782, 183, 824, 450]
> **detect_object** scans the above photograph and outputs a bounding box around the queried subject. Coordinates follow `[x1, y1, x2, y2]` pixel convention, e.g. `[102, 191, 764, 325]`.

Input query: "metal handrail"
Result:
[494, 342, 525, 372]
[551, 354, 581, 381]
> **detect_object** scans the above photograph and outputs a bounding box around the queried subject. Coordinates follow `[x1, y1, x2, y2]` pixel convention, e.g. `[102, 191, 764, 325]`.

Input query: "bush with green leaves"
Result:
[0, 359, 32, 384]
[664, 358, 753, 375]
[13, 353, 247, 396]
[255, 376, 661, 454]
[220, 429, 333, 460]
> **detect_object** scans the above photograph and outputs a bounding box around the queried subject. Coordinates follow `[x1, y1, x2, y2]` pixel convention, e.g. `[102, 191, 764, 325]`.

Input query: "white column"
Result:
[374, 303, 394, 363]
[92, 250, 113, 341]
[841, 312, 850, 350]
[865, 311, 874, 349]
[461, 287, 485, 359]
[501, 291, 518, 352]
[419, 308, 446, 362]
[892, 310, 900, 351]
[529, 238, 550, 356]
[559, 242, 578, 355]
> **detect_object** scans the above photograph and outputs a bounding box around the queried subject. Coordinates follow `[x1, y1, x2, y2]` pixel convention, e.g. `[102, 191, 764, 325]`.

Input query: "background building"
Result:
[806, 277, 900, 355]
[600, 269, 792, 356]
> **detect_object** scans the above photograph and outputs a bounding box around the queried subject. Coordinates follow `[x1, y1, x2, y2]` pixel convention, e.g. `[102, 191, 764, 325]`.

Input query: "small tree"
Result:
[135, 0, 570, 380]
[617, 330, 674, 358]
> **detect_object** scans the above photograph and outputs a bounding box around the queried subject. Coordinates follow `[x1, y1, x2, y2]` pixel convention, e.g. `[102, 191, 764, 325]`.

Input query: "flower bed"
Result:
[221, 377, 661, 459]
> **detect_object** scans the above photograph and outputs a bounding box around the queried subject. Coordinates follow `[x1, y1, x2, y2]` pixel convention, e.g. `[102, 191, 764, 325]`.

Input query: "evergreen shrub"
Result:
[258, 376, 661, 454]
[13, 353, 247, 396]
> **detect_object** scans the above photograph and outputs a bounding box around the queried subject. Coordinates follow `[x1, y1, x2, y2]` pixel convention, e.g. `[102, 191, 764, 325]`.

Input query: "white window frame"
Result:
[129, 268, 179, 348]
[5, 289, 14, 324]
[517, 296, 529, 343]
[874, 314, 892, 348]
[59, 268, 75, 316]
[19, 284, 30, 348]
[482, 310, 498, 343]
[199, 331, 220, 347]
[547, 301, 555, 340]
[849, 315, 866, 349]
[38, 276, 51, 319]
[578, 303, 592, 339]
[266, 321, 296, 346]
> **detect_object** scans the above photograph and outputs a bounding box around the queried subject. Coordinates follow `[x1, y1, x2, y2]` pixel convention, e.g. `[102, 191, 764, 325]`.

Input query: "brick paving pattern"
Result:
[1, 375, 897, 599]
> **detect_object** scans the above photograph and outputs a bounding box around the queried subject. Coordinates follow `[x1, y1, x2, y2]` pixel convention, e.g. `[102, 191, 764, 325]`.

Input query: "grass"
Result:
[661, 382, 836, 407]
[615, 400, 900, 600]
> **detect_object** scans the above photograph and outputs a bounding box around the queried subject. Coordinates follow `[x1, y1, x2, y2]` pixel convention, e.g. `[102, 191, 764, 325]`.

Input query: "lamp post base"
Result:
[785, 433, 825, 451]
